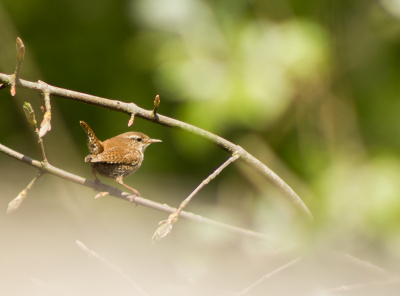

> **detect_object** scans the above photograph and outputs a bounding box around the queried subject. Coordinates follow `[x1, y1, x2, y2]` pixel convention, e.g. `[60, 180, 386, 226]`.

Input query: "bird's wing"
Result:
[90, 147, 140, 166]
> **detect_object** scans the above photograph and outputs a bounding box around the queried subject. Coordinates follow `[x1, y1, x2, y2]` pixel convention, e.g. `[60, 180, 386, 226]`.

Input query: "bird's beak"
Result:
[149, 139, 162, 144]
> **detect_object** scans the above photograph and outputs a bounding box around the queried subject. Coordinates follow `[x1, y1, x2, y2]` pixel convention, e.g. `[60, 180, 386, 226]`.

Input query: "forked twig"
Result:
[6, 102, 50, 213]
[22, 102, 48, 162]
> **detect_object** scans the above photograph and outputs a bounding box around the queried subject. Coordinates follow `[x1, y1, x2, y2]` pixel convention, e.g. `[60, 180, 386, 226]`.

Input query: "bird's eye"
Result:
[137, 138, 142, 142]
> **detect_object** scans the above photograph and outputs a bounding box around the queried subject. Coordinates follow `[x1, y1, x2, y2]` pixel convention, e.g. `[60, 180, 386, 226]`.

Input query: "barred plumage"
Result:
[80, 121, 161, 198]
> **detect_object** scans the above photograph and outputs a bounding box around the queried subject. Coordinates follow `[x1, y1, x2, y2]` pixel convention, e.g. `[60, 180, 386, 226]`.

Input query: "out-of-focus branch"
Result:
[76, 240, 149, 296]
[236, 257, 302, 295]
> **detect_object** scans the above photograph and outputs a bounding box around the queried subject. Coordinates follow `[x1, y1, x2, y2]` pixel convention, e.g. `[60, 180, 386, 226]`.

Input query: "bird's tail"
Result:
[80, 121, 104, 156]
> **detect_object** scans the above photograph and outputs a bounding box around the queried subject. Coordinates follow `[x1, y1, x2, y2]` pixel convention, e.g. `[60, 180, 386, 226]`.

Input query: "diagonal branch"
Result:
[237, 257, 302, 295]
[76, 240, 149, 296]
[0, 142, 271, 241]
[0, 72, 312, 220]
[175, 154, 241, 216]
[152, 154, 240, 242]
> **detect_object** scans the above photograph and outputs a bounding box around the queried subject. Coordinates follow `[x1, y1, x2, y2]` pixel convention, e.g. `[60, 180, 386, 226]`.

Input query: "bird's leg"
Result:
[92, 167, 101, 184]
[92, 168, 109, 198]
[116, 175, 141, 202]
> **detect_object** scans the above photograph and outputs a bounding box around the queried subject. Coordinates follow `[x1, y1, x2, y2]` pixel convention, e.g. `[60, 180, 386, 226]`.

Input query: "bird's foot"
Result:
[127, 194, 139, 208]
[95, 191, 109, 198]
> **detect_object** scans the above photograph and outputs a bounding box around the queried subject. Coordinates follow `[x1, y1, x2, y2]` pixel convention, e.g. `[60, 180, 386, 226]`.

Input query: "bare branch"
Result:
[318, 279, 399, 294]
[76, 240, 149, 296]
[331, 250, 393, 278]
[153, 154, 240, 243]
[177, 154, 240, 215]
[237, 257, 302, 295]
[0, 71, 312, 220]
[0, 142, 271, 241]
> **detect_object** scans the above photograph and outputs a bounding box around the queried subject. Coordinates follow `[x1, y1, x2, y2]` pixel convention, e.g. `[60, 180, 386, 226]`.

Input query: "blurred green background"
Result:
[1, 0, 400, 295]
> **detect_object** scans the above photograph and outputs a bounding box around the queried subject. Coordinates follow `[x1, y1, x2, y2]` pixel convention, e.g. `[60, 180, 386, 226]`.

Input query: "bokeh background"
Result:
[1, 0, 400, 295]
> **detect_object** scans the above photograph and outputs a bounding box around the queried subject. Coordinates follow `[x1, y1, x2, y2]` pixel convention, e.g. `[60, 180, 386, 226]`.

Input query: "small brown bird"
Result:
[80, 121, 161, 197]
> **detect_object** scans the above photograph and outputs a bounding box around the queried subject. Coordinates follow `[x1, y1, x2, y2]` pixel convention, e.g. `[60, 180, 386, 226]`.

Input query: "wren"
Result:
[80, 121, 161, 197]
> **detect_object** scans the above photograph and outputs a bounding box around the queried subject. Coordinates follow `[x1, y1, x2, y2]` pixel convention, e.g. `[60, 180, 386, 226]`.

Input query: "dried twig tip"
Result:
[128, 113, 135, 127]
[39, 91, 52, 138]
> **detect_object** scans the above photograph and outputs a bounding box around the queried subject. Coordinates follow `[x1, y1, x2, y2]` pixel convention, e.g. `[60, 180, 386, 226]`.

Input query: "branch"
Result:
[0, 72, 312, 220]
[0, 142, 271, 241]
[314, 279, 399, 295]
[152, 154, 240, 242]
[237, 257, 302, 295]
[76, 240, 149, 296]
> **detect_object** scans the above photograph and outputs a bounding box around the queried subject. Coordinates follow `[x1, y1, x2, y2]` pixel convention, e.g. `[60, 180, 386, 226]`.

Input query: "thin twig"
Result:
[177, 154, 240, 216]
[319, 278, 399, 294]
[0, 72, 312, 220]
[0, 142, 270, 241]
[38, 81, 52, 138]
[152, 154, 240, 242]
[237, 257, 302, 295]
[23, 102, 48, 162]
[127, 113, 135, 127]
[6, 103, 50, 213]
[7, 172, 44, 214]
[76, 240, 149, 296]
[331, 250, 392, 278]
[10, 37, 25, 96]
